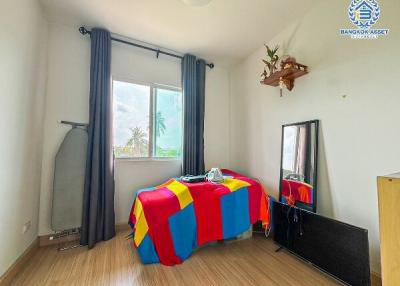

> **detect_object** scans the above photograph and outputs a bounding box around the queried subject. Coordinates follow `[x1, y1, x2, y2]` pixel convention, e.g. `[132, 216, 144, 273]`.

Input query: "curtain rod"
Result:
[79, 27, 214, 69]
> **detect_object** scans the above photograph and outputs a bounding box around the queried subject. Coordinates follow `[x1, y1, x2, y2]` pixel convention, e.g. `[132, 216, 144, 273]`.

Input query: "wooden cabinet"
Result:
[378, 173, 400, 286]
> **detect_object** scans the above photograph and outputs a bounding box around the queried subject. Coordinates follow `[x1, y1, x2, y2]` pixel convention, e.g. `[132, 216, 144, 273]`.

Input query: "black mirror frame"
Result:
[278, 119, 319, 213]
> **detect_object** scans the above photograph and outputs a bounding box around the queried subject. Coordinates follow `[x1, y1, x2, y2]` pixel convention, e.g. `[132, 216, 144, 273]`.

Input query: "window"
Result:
[113, 79, 182, 159]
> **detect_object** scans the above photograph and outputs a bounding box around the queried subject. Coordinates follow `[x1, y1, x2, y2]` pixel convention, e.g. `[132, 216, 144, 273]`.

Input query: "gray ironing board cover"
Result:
[51, 127, 87, 231]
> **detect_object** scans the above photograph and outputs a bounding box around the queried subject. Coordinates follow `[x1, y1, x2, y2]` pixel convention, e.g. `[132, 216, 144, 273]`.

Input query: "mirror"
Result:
[279, 120, 319, 212]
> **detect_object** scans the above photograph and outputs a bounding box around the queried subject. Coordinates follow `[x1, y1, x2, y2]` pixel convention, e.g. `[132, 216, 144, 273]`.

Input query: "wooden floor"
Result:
[8, 230, 342, 286]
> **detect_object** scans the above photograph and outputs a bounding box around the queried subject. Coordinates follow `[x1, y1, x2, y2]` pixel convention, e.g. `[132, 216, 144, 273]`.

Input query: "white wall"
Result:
[38, 23, 90, 235]
[205, 67, 230, 169]
[0, 0, 48, 276]
[229, 0, 399, 274]
[39, 23, 231, 234]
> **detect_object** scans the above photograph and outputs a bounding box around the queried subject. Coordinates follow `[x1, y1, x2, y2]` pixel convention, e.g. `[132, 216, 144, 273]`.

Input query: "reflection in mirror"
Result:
[279, 120, 319, 212]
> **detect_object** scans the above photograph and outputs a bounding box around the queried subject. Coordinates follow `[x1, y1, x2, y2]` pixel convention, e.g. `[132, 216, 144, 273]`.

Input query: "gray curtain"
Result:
[182, 54, 206, 175]
[81, 28, 115, 248]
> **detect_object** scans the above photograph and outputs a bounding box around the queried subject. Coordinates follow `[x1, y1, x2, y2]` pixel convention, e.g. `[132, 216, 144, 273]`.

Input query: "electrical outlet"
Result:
[22, 220, 31, 234]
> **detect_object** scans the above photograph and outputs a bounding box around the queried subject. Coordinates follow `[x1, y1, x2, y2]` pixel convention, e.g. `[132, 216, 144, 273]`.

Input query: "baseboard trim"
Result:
[0, 238, 39, 285]
[39, 232, 80, 247]
[39, 223, 131, 247]
[371, 271, 382, 286]
[116, 222, 131, 232]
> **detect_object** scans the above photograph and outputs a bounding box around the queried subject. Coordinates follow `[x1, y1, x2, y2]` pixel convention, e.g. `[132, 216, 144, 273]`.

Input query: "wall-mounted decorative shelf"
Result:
[261, 63, 308, 91]
[261, 50, 308, 96]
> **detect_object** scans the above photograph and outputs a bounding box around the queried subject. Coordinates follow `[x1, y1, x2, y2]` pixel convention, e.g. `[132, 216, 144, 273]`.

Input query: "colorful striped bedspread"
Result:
[128, 169, 270, 266]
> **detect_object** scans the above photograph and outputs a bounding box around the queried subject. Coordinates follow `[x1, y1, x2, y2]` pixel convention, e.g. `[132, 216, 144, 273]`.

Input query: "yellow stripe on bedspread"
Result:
[166, 180, 193, 209]
[133, 199, 149, 246]
[222, 178, 251, 192]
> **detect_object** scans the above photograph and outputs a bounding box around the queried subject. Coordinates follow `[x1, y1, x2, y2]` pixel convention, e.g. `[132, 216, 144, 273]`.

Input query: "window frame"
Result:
[112, 77, 183, 161]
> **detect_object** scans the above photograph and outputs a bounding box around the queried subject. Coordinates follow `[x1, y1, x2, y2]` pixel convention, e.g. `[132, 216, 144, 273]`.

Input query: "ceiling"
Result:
[40, 0, 315, 67]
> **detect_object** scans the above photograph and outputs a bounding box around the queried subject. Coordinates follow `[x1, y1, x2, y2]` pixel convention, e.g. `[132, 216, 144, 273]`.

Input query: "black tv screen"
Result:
[273, 201, 370, 286]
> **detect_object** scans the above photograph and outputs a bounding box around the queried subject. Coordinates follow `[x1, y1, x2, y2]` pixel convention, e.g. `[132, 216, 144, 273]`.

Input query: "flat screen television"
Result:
[273, 201, 370, 286]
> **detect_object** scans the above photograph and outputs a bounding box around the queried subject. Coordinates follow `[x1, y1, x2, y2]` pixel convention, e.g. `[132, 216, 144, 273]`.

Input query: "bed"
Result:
[128, 169, 270, 265]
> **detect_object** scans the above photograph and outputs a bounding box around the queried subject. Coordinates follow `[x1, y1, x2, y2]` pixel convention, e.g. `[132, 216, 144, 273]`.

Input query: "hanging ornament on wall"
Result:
[279, 77, 285, 97]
